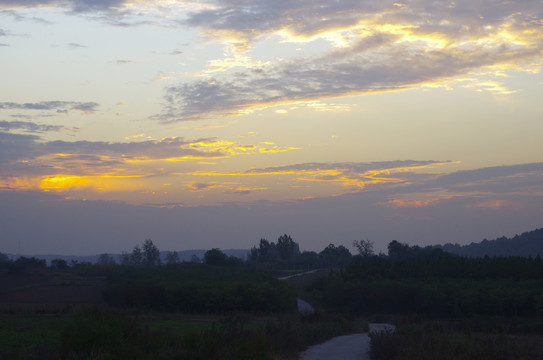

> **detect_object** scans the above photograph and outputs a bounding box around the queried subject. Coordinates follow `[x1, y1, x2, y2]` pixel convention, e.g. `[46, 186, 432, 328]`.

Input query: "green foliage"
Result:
[319, 243, 352, 266]
[0, 252, 11, 269]
[204, 248, 228, 265]
[0, 316, 64, 360]
[97, 253, 116, 265]
[439, 227, 543, 258]
[249, 236, 351, 269]
[61, 307, 140, 358]
[370, 323, 543, 360]
[9, 256, 46, 273]
[103, 263, 297, 313]
[142, 239, 161, 267]
[309, 255, 543, 318]
[165, 250, 180, 264]
[50, 258, 68, 269]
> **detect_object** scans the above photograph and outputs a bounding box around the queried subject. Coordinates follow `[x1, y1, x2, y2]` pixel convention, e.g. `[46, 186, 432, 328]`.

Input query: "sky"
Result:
[1, 0, 542, 255]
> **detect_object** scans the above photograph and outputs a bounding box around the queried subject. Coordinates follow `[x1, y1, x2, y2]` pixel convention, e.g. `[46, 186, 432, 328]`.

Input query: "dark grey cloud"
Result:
[0, 0, 129, 13]
[41, 137, 222, 160]
[0, 132, 41, 166]
[70, 0, 128, 13]
[183, 0, 543, 42]
[0, 43, 7, 46]
[246, 160, 448, 175]
[0, 101, 99, 113]
[0, 133, 226, 176]
[67, 42, 87, 48]
[155, 0, 543, 121]
[0, 120, 66, 133]
[158, 40, 538, 121]
[429, 163, 543, 194]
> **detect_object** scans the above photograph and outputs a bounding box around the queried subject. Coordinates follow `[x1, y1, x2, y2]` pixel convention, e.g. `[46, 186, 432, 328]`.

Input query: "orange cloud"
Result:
[40, 175, 146, 192]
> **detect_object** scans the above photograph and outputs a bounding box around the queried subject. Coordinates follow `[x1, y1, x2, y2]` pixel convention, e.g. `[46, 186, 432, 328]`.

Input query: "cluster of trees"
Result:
[249, 234, 355, 269]
[103, 264, 296, 313]
[249, 234, 300, 262]
[309, 240, 543, 318]
[437, 227, 543, 258]
[0, 255, 47, 272]
[119, 239, 162, 267]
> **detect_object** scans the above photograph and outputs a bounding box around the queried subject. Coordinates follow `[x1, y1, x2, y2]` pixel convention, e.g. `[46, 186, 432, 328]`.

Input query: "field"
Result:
[0, 265, 364, 359]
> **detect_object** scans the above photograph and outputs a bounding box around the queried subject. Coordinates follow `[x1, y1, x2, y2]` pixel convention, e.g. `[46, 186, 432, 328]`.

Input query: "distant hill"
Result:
[436, 228, 543, 258]
[5, 249, 250, 265]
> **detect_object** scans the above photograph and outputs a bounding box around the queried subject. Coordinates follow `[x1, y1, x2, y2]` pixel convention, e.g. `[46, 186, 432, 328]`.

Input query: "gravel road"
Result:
[299, 323, 395, 360]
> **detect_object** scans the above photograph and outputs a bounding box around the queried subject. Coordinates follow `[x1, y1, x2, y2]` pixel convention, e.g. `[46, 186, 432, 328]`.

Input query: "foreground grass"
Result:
[1, 307, 367, 360]
[370, 318, 543, 360]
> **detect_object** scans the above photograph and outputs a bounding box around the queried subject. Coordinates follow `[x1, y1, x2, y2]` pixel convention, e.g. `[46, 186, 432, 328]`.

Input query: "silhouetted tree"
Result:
[353, 239, 374, 257]
[276, 234, 300, 261]
[130, 245, 143, 266]
[142, 239, 161, 267]
[119, 251, 131, 265]
[97, 253, 116, 265]
[13, 256, 46, 269]
[165, 251, 179, 265]
[204, 248, 227, 265]
[50, 258, 68, 269]
[319, 244, 352, 266]
[387, 240, 411, 260]
[190, 254, 201, 263]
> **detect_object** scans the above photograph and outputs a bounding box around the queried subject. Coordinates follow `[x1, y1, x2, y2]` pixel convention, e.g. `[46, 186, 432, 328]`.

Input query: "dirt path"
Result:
[299, 323, 395, 360]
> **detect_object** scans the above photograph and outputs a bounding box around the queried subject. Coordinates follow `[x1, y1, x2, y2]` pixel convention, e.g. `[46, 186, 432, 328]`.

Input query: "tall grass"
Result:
[370, 321, 543, 360]
[1, 307, 367, 359]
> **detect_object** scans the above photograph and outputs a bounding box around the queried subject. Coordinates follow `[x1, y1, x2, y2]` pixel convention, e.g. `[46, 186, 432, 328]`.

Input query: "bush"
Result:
[60, 308, 140, 358]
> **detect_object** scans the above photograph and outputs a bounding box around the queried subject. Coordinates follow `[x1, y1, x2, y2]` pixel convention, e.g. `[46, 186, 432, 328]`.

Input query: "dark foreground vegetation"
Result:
[2, 229, 543, 359]
[0, 238, 365, 360]
[303, 238, 543, 359]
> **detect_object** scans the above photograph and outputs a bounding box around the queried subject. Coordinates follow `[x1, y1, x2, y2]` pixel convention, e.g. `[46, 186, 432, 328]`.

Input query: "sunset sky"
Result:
[1, 0, 542, 255]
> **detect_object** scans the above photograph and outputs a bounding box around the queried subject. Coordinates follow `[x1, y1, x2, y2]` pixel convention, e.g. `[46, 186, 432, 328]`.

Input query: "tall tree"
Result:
[142, 239, 161, 267]
[276, 234, 300, 261]
[204, 248, 227, 265]
[165, 251, 179, 265]
[353, 239, 374, 257]
[97, 253, 116, 265]
[130, 245, 143, 266]
[387, 240, 411, 260]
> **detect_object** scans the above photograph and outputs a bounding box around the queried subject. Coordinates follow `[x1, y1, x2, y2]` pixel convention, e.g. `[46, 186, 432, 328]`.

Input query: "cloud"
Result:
[116, 59, 134, 65]
[0, 120, 67, 133]
[429, 163, 543, 194]
[0, 133, 229, 180]
[67, 42, 87, 48]
[377, 162, 543, 211]
[159, 42, 540, 121]
[0, 0, 129, 13]
[156, 1, 543, 121]
[0, 101, 99, 113]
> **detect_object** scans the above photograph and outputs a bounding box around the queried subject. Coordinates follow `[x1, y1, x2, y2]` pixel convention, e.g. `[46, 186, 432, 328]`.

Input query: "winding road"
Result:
[299, 323, 395, 360]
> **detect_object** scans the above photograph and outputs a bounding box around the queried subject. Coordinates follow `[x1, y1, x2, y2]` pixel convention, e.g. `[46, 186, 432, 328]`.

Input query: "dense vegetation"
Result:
[436, 227, 543, 257]
[3, 229, 543, 359]
[102, 263, 296, 313]
[308, 246, 543, 318]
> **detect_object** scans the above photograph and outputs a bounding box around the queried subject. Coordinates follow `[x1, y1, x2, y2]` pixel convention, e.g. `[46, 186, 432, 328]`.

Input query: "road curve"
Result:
[299, 323, 395, 360]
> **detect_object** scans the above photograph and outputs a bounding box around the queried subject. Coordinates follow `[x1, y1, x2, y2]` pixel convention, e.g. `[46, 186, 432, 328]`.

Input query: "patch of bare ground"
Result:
[0, 271, 105, 312]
